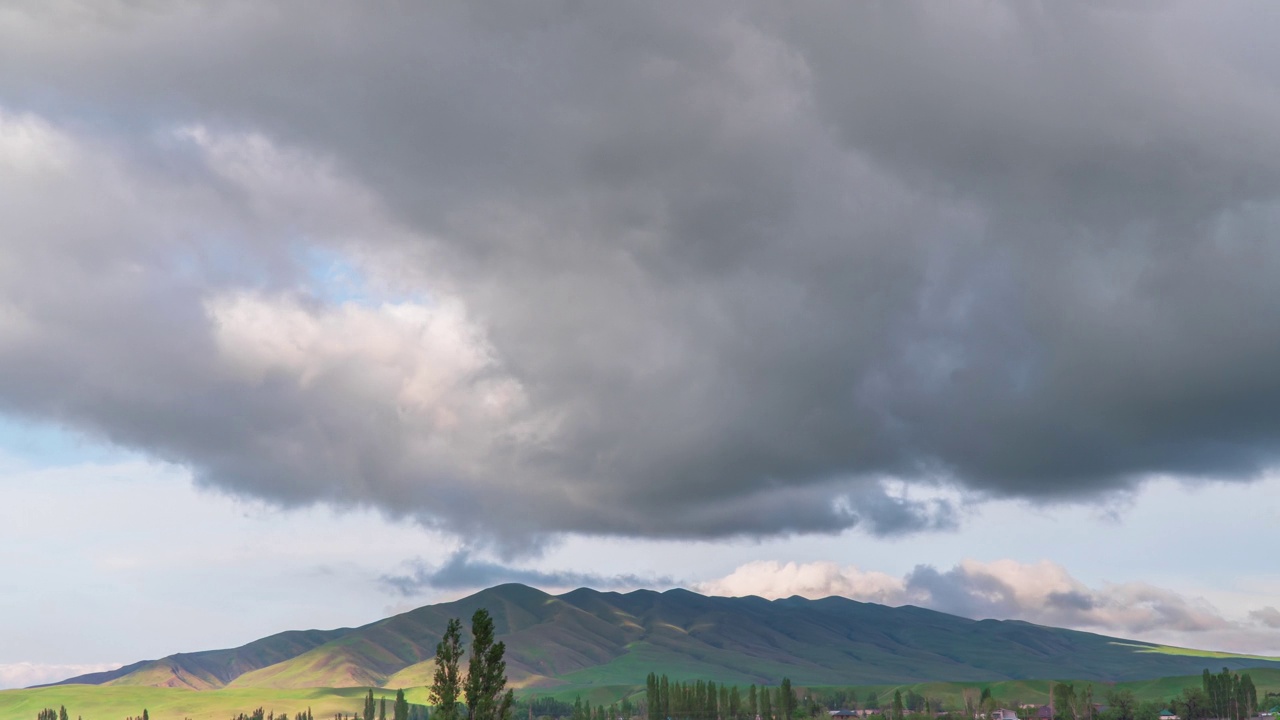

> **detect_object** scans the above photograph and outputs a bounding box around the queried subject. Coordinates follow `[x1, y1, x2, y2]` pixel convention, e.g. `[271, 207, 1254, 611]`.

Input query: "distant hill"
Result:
[51, 583, 1280, 690]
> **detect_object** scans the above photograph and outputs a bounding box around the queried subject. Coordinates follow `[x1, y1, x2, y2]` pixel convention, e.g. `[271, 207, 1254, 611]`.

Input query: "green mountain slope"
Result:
[51, 628, 352, 690]
[54, 584, 1280, 691]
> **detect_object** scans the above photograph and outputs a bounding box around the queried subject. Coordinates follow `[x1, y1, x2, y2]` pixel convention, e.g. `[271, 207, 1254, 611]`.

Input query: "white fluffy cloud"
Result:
[698, 560, 906, 606]
[698, 559, 1280, 654]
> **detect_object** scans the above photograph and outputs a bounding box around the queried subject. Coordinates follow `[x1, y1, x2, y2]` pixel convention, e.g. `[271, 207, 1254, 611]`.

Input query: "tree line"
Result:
[521, 692, 637, 720]
[644, 674, 798, 720]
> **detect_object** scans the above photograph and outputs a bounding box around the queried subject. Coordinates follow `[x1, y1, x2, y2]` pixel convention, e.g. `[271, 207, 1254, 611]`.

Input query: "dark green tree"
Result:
[780, 679, 796, 720]
[395, 689, 410, 720]
[892, 691, 904, 720]
[365, 690, 378, 720]
[432, 618, 465, 720]
[466, 608, 514, 720]
[761, 688, 773, 720]
[1103, 689, 1136, 720]
[1176, 687, 1210, 720]
[647, 674, 660, 720]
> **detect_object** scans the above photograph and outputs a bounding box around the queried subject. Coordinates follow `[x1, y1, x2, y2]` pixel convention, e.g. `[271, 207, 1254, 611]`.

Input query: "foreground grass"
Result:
[0, 685, 433, 720]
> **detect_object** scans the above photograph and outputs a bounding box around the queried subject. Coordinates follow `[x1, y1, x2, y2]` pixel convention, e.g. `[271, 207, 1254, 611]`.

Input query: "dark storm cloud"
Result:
[381, 551, 674, 596]
[4, 1, 1280, 546]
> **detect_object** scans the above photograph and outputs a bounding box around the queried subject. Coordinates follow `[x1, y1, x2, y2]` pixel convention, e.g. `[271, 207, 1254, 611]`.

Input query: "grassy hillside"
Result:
[11, 668, 1280, 720]
[54, 584, 1280, 692]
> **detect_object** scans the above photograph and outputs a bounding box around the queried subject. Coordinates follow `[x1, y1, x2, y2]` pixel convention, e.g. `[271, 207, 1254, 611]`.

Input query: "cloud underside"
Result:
[698, 560, 1280, 655]
[4, 2, 1280, 546]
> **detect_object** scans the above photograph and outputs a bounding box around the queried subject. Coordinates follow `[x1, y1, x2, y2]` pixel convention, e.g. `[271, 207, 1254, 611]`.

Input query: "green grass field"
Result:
[0, 685, 433, 720]
[8, 667, 1280, 720]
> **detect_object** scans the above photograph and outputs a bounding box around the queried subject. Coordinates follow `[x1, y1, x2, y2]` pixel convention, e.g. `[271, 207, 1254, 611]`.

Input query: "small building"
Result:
[991, 710, 1019, 720]
[830, 712, 858, 720]
[1157, 710, 1177, 720]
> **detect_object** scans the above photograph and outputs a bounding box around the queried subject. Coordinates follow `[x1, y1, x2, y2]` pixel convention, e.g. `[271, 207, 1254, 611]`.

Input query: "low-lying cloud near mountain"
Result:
[699, 560, 1280, 655]
[5, 2, 1280, 548]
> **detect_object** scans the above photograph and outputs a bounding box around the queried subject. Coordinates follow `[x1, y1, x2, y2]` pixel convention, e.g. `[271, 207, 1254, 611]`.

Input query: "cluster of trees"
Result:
[520, 697, 578, 719]
[431, 608, 514, 720]
[36, 709, 74, 720]
[1170, 669, 1259, 720]
[644, 673, 798, 720]
[1202, 668, 1258, 720]
[536, 694, 638, 720]
[335, 607, 513, 720]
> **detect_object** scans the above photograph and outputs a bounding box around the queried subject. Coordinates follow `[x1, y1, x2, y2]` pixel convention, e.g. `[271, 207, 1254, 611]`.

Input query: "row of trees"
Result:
[644, 674, 798, 720]
[546, 692, 637, 720]
[231, 709, 314, 720]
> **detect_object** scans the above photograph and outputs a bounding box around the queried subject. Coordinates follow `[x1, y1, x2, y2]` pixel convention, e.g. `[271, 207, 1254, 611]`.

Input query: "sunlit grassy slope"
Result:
[50, 584, 1280, 693]
[10, 668, 1280, 720]
[0, 685, 430, 720]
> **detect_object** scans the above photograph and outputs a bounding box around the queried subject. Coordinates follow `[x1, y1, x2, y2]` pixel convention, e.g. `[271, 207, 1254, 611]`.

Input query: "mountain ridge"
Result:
[52, 583, 1280, 691]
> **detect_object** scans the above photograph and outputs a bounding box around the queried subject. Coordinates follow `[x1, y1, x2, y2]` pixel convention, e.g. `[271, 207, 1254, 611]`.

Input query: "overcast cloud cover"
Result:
[4, 2, 1280, 552]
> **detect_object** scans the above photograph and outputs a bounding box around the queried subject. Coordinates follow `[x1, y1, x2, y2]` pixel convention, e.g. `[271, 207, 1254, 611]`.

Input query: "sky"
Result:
[3, 0, 1280, 690]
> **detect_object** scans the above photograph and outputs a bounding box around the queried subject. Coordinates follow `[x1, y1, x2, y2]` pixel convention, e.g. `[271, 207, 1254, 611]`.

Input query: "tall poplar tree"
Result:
[394, 690, 410, 720]
[465, 608, 514, 720]
[365, 690, 377, 720]
[665, 671, 675, 717]
[431, 618, 465, 720]
[648, 673, 662, 720]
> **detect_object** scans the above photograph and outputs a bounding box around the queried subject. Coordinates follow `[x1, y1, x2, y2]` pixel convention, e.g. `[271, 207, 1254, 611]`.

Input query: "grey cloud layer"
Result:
[4, 2, 1280, 545]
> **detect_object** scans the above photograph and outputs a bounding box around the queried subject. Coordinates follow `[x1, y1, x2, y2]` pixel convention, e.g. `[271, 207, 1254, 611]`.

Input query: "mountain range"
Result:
[52, 583, 1280, 691]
